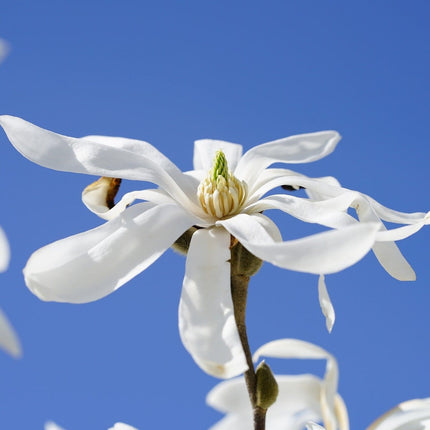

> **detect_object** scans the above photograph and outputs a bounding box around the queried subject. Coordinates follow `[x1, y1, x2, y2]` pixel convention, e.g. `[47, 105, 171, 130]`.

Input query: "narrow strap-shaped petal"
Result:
[24, 203, 197, 303]
[235, 131, 341, 186]
[244, 194, 357, 230]
[356, 198, 416, 281]
[367, 398, 430, 430]
[193, 139, 243, 171]
[178, 227, 248, 379]
[0, 308, 22, 358]
[0, 38, 9, 63]
[0, 116, 200, 213]
[218, 214, 380, 275]
[253, 339, 341, 430]
[0, 226, 10, 272]
[318, 275, 335, 333]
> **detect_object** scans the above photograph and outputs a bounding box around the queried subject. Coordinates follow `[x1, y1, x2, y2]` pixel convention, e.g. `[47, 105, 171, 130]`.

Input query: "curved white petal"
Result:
[82, 178, 176, 220]
[0, 116, 200, 213]
[245, 194, 357, 230]
[24, 203, 196, 303]
[356, 199, 416, 281]
[367, 398, 430, 430]
[253, 339, 340, 430]
[179, 227, 248, 379]
[0, 308, 22, 358]
[318, 275, 335, 333]
[235, 131, 341, 186]
[193, 139, 243, 172]
[218, 214, 380, 275]
[108, 424, 138, 430]
[0, 226, 10, 272]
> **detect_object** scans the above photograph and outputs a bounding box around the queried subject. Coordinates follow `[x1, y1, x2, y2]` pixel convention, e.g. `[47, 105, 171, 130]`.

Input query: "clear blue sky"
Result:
[1, 1, 430, 429]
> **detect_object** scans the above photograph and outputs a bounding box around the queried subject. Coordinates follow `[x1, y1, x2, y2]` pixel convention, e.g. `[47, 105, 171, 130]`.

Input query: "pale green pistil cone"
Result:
[198, 150, 247, 219]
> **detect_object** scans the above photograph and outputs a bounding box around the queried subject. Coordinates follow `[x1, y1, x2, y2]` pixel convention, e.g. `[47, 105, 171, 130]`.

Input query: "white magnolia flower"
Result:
[307, 397, 430, 430]
[45, 421, 137, 430]
[0, 115, 411, 377]
[207, 339, 348, 430]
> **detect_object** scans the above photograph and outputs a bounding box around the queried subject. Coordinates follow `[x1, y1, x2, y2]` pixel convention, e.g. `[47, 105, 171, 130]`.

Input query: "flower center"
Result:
[198, 150, 247, 218]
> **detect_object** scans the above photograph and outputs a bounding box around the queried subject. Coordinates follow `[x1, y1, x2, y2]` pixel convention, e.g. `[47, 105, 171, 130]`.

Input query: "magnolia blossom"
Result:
[207, 339, 348, 430]
[0, 115, 425, 377]
[45, 421, 137, 430]
[307, 397, 430, 430]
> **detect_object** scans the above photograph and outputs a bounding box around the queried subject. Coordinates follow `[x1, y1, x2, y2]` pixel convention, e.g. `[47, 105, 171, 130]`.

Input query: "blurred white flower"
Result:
[207, 339, 348, 430]
[1, 116, 426, 375]
[307, 397, 430, 430]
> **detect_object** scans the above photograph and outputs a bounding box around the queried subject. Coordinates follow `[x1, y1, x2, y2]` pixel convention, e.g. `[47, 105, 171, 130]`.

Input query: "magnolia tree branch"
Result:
[230, 241, 267, 430]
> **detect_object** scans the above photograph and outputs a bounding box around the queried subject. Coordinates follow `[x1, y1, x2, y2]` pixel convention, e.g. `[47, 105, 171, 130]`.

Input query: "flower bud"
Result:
[255, 361, 279, 410]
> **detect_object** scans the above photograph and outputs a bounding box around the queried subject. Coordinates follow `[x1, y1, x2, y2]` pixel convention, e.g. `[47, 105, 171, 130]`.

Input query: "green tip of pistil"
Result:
[211, 150, 229, 182]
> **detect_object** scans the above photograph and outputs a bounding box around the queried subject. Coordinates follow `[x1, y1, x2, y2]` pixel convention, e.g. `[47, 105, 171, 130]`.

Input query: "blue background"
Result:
[1, 1, 429, 429]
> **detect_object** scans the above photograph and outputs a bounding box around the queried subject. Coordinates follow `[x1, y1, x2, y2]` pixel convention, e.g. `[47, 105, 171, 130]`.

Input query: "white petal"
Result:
[318, 275, 335, 333]
[245, 194, 357, 229]
[253, 339, 339, 430]
[82, 177, 175, 220]
[307, 423, 326, 430]
[193, 139, 243, 171]
[0, 116, 199, 212]
[0, 308, 22, 358]
[367, 398, 430, 430]
[179, 228, 248, 379]
[206, 377, 251, 414]
[24, 203, 196, 303]
[356, 199, 416, 281]
[219, 214, 380, 274]
[235, 131, 341, 186]
[108, 424, 138, 430]
[0, 226, 10, 272]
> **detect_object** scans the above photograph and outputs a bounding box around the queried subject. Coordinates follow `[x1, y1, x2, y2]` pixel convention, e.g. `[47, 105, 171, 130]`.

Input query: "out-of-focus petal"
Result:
[179, 227, 248, 379]
[0, 116, 200, 213]
[45, 422, 66, 430]
[219, 214, 379, 275]
[0, 39, 9, 63]
[235, 131, 341, 186]
[0, 308, 22, 358]
[318, 275, 335, 333]
[253, 339, 340, 430]
[24, 203, 196, 303]
[367, 398, 430, 430]
[0, 226, 10, 272]
[193, 139, 243, 172]
[108, 423, 138, 430]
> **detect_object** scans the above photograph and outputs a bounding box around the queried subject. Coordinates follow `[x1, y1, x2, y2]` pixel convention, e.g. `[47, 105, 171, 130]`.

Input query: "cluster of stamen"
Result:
[198, 150, 247, 219]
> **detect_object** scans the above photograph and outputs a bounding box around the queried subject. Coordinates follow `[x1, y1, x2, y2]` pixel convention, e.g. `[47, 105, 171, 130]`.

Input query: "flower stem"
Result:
[230, 273, 266, 430]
